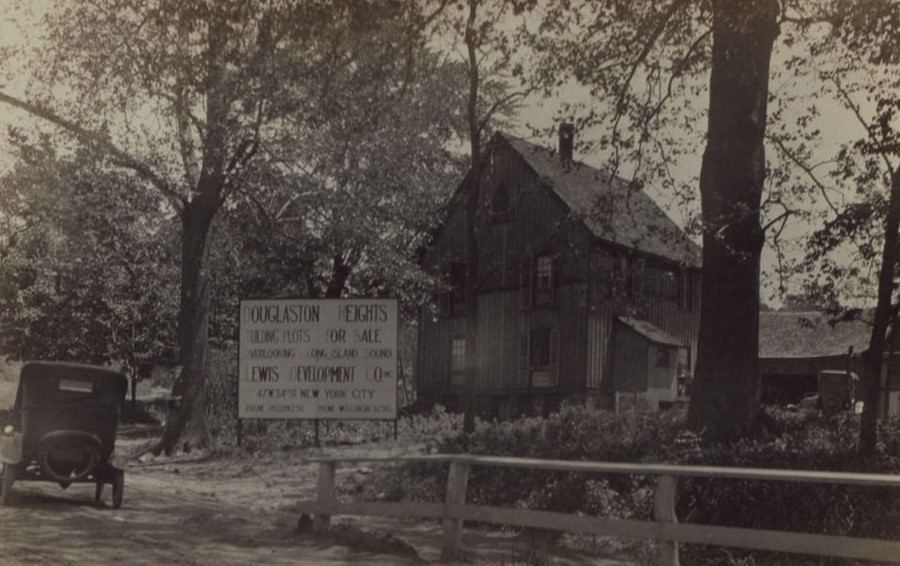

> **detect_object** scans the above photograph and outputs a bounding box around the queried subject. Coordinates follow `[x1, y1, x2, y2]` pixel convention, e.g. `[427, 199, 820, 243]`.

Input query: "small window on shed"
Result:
[656, 348, 671, 368]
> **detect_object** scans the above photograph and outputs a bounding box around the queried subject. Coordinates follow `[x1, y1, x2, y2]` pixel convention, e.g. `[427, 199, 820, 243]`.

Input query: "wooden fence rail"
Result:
[295, 454, 900, 565]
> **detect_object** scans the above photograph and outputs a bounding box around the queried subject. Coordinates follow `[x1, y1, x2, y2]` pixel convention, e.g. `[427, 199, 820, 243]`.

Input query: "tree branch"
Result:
[766, 132, 840, 215]
[0, 91, 185, 210]
[477, 89, 530, 138]
[830, 74, 895, 172]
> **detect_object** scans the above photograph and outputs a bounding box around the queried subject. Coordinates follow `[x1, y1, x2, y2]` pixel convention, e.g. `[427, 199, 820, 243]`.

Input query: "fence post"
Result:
[314, 461, 337, 531]
[441, 459, 471, 561]
[654, 474, 679, 566]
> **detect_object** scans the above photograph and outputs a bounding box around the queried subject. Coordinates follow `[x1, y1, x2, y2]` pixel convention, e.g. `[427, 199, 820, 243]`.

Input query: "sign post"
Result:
[238, 298, 399, 424]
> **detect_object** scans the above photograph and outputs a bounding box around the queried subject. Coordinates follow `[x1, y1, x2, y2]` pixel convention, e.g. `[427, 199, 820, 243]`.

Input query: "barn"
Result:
[758, 310, 869, 405]
[415, 126, 701, 418]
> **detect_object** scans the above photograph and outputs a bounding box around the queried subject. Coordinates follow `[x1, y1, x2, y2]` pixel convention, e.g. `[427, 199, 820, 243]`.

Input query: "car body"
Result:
[816, 369, 859, 414]
[0, 361, 127, 507]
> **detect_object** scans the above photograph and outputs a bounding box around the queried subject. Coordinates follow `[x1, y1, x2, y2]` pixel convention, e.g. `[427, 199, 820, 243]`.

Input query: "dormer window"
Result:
[489, 183, 513, 223]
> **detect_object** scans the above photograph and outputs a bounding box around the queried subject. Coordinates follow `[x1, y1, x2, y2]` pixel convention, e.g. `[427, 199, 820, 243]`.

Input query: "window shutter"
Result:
[549, 257, 558, 306]
[519, 255, 533, 309]
[550, 329, 560, 386]
[520, 331, 530, 384]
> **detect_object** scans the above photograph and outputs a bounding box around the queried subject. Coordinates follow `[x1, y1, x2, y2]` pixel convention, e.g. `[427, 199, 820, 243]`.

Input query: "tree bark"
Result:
[860, 170, 900, 455]
[157, 198, 217, 454]
[687, 0, 779, 441]
[155, 12, 230, 454]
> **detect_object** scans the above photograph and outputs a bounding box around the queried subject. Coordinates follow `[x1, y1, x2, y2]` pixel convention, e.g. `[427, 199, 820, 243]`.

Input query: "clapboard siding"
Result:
[415, 133, 701, 412]
[585, 248, 700, 391]
[418, 282, 590, 394]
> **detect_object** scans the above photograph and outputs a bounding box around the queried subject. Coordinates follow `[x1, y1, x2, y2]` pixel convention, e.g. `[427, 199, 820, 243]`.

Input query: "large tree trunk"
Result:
[157, 199, 217, 454]
[687, 0, 779, 441]
[860, 170, 900, 455]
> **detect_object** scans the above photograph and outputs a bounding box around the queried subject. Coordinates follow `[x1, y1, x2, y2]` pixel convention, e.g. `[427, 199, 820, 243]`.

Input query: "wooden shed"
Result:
[612, 316, 685, 411]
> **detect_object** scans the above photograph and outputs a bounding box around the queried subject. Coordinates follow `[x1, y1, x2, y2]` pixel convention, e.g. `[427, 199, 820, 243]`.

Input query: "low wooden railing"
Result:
[296, 454, 900, 565]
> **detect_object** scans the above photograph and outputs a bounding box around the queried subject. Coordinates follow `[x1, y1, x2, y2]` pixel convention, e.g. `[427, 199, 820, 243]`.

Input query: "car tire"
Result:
[111, 470, 124, 509]
[821, 394, 842, 414]
[1, 464, 15, 506]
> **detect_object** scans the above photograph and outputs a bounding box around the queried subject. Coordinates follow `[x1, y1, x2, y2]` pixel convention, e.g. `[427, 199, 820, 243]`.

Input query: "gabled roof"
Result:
[617, 316, 685, 347]
[758, 311, 871, 359]
[504, 135, 702, 268]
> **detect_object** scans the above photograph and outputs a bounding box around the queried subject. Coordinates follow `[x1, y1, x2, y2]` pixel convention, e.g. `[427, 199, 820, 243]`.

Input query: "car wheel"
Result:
[94, 481, 104, 505]
[111, 470, 124, 509]
[1, 464, 15, 506]
[821, 394, 842, 414]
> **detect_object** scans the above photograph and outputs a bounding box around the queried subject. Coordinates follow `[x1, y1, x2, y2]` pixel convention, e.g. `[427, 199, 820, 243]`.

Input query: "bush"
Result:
[374, 403, 900, 565]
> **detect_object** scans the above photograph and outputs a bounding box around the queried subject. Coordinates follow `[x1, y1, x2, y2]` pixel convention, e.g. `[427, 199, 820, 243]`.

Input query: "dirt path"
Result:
[0, 433, 635, 566]
[0, 463, 422, 565]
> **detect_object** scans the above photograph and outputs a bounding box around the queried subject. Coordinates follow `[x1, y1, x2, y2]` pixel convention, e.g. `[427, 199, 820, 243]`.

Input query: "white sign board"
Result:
[238, 298, 398, 420]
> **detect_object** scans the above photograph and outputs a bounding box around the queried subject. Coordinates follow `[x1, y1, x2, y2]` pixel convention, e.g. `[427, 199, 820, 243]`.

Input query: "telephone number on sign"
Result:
[339, 404, 393, 414]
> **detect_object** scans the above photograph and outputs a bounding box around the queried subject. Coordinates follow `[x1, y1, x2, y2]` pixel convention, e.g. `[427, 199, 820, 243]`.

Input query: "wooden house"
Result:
[415, 127, 702, 418]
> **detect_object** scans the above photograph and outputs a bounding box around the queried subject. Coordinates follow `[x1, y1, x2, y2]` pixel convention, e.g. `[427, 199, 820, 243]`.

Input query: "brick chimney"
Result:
[558, 123, 574, 163]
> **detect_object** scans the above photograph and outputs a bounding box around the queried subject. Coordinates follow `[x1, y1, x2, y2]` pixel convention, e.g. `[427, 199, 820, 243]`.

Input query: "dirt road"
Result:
[0, 431, 634, 566]
[0, 458, 422, 565]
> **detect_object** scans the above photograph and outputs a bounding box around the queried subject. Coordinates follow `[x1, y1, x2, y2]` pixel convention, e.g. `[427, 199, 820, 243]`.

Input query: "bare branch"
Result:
[766, 132, 840, 215]
[611, 0, 690, 133]
[0, 91, 185, 210]
[477, 89, 531, 138]
[762, 208, 794, 233]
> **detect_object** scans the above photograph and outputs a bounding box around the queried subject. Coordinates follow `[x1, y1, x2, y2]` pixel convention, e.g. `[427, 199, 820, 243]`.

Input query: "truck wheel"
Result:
[1, 464, 15, 506]
[111, 470, 124, 509]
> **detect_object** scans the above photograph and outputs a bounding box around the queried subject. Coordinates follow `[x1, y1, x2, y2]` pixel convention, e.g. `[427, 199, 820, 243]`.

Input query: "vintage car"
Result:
[0, 361, 127, 507]
[817, 369, 859, 414]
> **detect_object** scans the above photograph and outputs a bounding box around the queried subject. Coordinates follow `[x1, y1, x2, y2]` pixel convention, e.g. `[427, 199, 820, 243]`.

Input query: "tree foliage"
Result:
[774, 0, 900, 454]
[0, 146, 178, 373]
[0, 0, 462, 452]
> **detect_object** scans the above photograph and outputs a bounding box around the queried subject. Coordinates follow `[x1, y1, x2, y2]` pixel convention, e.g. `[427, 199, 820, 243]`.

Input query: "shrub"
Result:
[374, 402, 900, 566]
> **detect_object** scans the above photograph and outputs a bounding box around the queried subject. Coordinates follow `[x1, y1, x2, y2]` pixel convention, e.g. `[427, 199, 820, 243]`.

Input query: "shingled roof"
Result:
[758, 311, 871, 359]
[504, 135, 702, 268]
[618, 316, 685, 347]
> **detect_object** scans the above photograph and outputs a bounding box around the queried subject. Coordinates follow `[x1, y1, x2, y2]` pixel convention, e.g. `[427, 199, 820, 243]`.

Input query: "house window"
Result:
[450, 337, 466, 386]
[534, 255, 555, 306]
[531, 328, 552, 369]
[490, 183, 512, 223]
[520, 254, 556, 308]
[439, 262, 467, 316]
[528, 328, 558, 387]
[648, 266, 679, 300]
